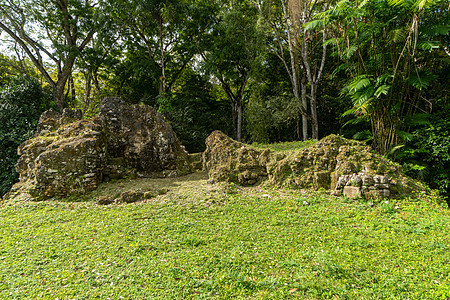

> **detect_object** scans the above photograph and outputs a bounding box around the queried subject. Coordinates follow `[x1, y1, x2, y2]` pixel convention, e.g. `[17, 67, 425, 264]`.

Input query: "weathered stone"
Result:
[380, 176, 390, 184]
[4, 97, 192, 201]
[330, 172, 339, 190]
[188, 153, 203, 171]
[202, 131, 426, 198]
[97, 196, 115, 205]
[144, 191, 156, 199]
[62, 108, 83, 120]
[343, 186, 362, 198]
[362, 175, 375, 186]
[10, 119, 106, 199]
[120, 191, 144, 203]
[374, 183, 390, 189]
[349, 174, 362, 187]
[314, 171, 331, 189]
[99, 97, 191, 179]
[202, 131, 268, 186]
[331, 190, 342, 196]
[36, 109, 62, 134]
[336, 176, 348, 189]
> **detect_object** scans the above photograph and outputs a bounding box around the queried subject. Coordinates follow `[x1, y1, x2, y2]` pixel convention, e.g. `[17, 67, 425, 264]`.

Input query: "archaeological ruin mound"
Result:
[4, 97, 192, 201]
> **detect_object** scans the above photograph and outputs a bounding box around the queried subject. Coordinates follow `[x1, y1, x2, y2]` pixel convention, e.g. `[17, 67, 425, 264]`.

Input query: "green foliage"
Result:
[244, 53, 300, 143]
[396, 100, 450, 202]
[168, 70, 231, 153]
[0, 76, 49, 196]
[201, 0, 265, 140]
[246, 92, 299, 143]
[0, 54, 39, 86]
[322, 0, 448, 154]
[0, 180, 448, 298]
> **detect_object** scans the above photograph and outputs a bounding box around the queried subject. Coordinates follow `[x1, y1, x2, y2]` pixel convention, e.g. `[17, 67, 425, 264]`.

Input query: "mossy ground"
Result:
[1, 172, 449, 299]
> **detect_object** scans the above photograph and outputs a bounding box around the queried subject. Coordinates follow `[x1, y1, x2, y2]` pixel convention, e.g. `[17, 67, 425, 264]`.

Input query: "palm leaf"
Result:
[418, 41, 441, 51]
[387, 28, 407, 43]
[421, 25, 450, 36]
[353, 130, 373, 141]
[388, 0, 406, 7]
[304, 20, 324, 31]
[331, 63, 348, 78]
[397, 130, 413, 142]
[413, 0, 437, 11]
[406, 72, 438, 90]
[374, 85, 390, 98]
[349, 76, 371, 92]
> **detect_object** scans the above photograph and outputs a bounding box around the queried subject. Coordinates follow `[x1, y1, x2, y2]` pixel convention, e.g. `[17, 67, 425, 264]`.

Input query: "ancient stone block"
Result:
[343, 186, 362, 198]
[314, 171, 331, 189]
[120, 191, 144, 203]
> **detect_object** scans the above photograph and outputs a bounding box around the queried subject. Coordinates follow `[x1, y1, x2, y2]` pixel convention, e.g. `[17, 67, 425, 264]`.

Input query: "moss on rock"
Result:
[203, 131, 426, 198]
[4, 98, 192, 201]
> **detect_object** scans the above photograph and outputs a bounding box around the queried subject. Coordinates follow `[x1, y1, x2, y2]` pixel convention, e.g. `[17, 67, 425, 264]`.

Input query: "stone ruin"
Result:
[202, 131, 425, 199]
[3, 104, 425, 202]
[4, 97, 192, 201]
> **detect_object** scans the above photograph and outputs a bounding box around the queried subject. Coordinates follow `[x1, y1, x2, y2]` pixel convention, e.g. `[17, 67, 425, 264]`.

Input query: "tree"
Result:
[168, 68, 231, 152]
[262, 0, 331, 140]
[200, 0, 263, 141]
[103, 0, 213, 110]
[321, 0, 449, 153]
[0, 0, 98, 111]
[0, 53, 39, 86]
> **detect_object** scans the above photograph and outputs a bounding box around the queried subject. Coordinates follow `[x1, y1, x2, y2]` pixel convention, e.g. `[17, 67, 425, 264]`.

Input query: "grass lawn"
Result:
[0, 172, 449, 299]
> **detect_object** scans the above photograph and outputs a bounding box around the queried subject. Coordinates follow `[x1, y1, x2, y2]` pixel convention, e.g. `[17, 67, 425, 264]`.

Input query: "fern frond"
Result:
[304, 20, 324, 31]
[406, 72, 438, 90]
[374, 85, 390, 98]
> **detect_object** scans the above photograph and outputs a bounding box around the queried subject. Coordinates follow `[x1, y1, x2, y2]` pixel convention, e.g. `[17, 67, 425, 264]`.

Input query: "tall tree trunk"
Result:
[93, 73, 101, 100]
[232, 102, 237, 140]
[279, 0, 311, 141]
[301, 72, 308, 141]
[310, 85, 319, 139]
[55, 81, 66, 112]
[159, 17, 166, 96]
[84, 71, 92, 113]
[236, 101, 242, 142]
[69, 75, 76, 105]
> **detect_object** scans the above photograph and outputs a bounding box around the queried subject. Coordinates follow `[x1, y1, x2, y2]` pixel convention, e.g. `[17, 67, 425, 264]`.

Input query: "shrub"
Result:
[0, 76, 50, 196]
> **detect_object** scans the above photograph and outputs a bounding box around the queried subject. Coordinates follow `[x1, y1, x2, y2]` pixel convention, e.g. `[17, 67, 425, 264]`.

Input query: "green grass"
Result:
[0, 173, 449, 299]
[251, 140, 317, 152]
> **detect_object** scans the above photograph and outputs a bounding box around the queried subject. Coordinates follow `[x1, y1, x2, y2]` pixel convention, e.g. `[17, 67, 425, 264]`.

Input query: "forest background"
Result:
[0, 0, 448, 200]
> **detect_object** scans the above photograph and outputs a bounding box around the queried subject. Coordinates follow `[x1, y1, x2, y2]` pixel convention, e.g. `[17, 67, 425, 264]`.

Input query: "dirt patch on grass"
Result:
[86, 171, 333, 208]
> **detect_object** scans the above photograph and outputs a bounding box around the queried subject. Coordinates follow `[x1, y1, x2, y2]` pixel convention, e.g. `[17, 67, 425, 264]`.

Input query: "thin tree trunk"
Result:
[310, 85, 319, 139]
[236, 101, 242, 142]
[159, 17, 166, 96]
[232, 102, 238, 140]
[281, 0, 306, 140]
[69, 75, 76, 105]
[84, 71, 92, 112]
[93, 73, 101, 100]
[301, 72, 308, 140]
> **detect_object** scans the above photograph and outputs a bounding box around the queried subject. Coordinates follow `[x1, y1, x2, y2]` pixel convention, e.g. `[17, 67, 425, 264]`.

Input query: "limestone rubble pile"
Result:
[203, 131, 425, 199]
[4, 97, 191, 201]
